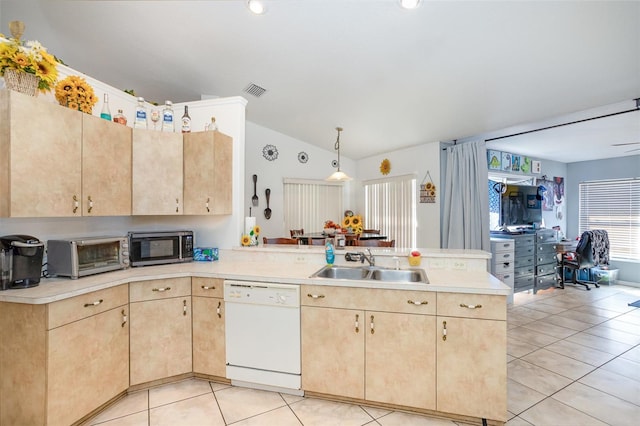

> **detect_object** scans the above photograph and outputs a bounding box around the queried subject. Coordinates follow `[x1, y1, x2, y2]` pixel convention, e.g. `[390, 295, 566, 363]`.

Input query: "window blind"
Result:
[364, 175, 417, 248]
[283, 179, 344, 234]
[579, 178, 639, 261]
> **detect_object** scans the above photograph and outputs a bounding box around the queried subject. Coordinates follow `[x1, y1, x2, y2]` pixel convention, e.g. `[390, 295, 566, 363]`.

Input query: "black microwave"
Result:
[128, 231, 194, 267]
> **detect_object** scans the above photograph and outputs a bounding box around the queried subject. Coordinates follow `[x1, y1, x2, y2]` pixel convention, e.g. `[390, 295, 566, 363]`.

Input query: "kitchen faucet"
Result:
[361, 249, 375, 267]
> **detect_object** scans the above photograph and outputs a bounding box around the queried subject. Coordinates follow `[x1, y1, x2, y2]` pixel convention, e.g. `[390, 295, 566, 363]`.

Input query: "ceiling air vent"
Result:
[243, 83, 267, 98]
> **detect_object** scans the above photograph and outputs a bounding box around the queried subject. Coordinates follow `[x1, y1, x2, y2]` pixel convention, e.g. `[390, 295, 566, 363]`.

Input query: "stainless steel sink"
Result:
[310, 265, 428, 284]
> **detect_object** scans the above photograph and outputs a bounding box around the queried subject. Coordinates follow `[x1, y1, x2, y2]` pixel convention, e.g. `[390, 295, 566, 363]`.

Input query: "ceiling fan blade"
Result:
[612, 142, 640, 146]
[625, 148, 640, 153]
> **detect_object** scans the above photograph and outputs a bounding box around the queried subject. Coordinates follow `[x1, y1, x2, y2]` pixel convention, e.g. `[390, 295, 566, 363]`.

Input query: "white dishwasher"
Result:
[224, 280, 302, 394]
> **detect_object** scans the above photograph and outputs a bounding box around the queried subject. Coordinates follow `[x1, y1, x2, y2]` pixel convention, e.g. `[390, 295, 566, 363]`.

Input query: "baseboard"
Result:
[615, 280, 640, 288]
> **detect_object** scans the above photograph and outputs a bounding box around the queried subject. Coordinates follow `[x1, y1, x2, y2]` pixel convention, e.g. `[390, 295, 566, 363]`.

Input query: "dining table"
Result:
[294, 232, 387, 245]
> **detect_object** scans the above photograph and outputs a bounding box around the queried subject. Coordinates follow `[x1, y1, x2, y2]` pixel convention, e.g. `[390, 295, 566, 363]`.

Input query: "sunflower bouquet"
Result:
[342, 213, 363, 234]
[241, 225, 261, 246]
[0, 25, 58, 94]
[54, 75, 97, 114]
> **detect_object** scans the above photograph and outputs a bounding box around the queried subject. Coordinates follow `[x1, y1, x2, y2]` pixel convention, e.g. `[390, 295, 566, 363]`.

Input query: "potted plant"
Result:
[0, 21, 58, 96]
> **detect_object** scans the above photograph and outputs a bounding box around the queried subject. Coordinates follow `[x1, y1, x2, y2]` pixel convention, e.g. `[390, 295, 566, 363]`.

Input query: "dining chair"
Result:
[289, 229, 304, 237]
[345, 234, 360, 246]
[357, 239, 395, 247]
[363, 229, 381, 234]
[263, 237, 299, 245]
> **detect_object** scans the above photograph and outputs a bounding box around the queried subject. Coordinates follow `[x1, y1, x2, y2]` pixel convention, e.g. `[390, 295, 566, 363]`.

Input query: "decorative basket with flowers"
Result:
[0, 21, 58, 96]
[54, 75, 97, 114]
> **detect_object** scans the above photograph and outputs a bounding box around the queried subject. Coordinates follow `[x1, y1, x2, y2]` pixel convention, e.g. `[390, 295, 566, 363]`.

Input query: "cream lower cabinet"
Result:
[0, 285, 129, 426]
[301, 285, 436, 409]
[129, 277, 192, 385]
[183, 131, 233, 215]
[192, 277, 226, 377]
[132, 129, 183, 215]
[436, 293, 507, 422]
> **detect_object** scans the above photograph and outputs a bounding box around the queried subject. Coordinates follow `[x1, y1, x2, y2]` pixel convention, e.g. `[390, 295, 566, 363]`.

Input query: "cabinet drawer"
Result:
[536, 230, 557, 243]
[536, 264, 557, 276]
[514, 256, 534, 268]
[192, 277, 223, 298]
[301, 285, 436, 314]
[514, 275, 535, 289]
[515, 246, 535, 258]
[436, 293, 506, 320]
[494, 273, 514, 286]
[537, 243, 558, 255]
[491, 239, 514, 252]
[536, 252, 557, 265]
[130, 277, 191, 302]
[514, 265, 535, 277]
[536, 274, 557, 289]
[491, 261, 513, 274]
[514, 236, 535, 249]
[48, 284, 128, 330]
[492, 251, 514, 263]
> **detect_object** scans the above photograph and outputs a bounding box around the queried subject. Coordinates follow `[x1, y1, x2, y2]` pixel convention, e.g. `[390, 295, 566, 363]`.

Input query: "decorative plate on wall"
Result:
[331, 159, 339, 168]
[380, 158, 391, 175]
[298, 151, 309, 163]
[262, 144, 279, 161]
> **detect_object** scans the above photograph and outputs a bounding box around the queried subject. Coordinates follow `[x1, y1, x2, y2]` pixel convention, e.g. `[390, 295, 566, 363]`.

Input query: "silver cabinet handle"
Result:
[206, 197, 210, 213]
[175, 198, 179, 213]
[121, 309, 127, 327]
[407, 300, 428, 305]
[355, 314, 359, 333]
[460, 303, 482, 309]
[152, 287, 171, 292]
[87, 195, 93, 213]
[84, 299, 103, 307]
[370, 315, 375, 334]
[73, 195, 79, 214]
[217, 301, 222, 318]
[442, 320, 447, 341]
[201, 285, 216, 290]
[307, 293, 325, 299]
[183, 299, 187, 316]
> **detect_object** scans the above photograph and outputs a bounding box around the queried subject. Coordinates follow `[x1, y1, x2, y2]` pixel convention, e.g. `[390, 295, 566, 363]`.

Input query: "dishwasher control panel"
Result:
[224, 280, 300, 307]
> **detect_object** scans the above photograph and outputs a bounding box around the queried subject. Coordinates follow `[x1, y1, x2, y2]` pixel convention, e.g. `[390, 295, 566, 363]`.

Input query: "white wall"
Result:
[356, 142, 442, 249]
[244, 122, 356, 239]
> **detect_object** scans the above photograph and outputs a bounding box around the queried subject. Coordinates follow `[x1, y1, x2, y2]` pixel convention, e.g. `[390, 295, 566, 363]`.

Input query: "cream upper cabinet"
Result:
[129, 278, 192, 385]
[436, 293, 507, 422]
[0, 285, 129, 426]
[301, 285, 436, 408]
[132, 129, 183, 215]
[192, 277, 226, 377]
[82, 114, 132, 216]
[183, 130, 233, 215]
[0, 89, 82, 217]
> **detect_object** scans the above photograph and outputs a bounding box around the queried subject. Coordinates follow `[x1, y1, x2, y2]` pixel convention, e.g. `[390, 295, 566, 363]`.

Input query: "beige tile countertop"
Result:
[0, 246, 508, 305]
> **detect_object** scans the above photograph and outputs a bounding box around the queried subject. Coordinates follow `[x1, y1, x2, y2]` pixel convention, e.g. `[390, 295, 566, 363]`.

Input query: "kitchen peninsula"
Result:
[0, 246, 509, 426]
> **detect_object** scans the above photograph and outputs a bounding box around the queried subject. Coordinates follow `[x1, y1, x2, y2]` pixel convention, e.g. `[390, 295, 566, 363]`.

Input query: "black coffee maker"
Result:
[0, 235, 44, 290]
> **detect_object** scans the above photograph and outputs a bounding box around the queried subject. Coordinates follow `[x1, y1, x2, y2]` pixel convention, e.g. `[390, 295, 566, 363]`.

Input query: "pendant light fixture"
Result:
[326, 127, 352, 182]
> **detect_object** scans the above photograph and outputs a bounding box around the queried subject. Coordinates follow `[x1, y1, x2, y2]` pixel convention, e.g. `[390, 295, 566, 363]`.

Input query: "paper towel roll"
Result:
[245, 217, 256, 235]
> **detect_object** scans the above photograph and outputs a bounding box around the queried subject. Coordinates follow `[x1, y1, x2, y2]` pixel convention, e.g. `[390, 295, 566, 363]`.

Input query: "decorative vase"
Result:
[3, 69, 40, 97]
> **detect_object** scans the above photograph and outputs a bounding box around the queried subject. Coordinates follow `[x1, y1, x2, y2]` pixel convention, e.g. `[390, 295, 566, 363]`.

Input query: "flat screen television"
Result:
[500, 184, 542, 227]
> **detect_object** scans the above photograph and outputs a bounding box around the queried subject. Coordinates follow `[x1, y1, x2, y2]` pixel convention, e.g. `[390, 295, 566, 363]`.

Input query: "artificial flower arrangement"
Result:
[0, 22, 59, 94]
[241, 225, 261, 246]
[342, 213, 364, 234]
[54, 75, 97, 114]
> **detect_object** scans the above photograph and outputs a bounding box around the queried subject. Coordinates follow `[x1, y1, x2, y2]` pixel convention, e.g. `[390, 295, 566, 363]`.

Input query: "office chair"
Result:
[561, 230, 609, 291]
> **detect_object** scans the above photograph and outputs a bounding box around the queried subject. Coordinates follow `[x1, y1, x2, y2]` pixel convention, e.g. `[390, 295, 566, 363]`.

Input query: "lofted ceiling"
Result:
[1, 0, 639, 162]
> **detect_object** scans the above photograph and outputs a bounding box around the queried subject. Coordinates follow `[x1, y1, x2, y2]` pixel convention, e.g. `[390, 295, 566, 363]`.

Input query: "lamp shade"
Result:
[326, 170, 352, 182]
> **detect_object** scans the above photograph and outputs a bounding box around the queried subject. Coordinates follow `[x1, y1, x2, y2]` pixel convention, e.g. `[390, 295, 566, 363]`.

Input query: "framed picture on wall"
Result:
[501, 152, 512, 171]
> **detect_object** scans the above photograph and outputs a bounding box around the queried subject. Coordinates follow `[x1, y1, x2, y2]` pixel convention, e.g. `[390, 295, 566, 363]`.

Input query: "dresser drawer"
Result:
[514, 256, 534, 268]
[536, 264, 557, 276]
[494, 272, 514, 286]
[492, 261, 514, 274]
[491, 239, 514, 253]
[536, 230, 557, 243]
[536, 252, 557, 265]
[48, 284, 129, 330]
[514, 265, 535, 277]
[537, 242, 558, 255]
[514, 235, 535, 250]
[536, 274, 558, 289]
[130, 277, 191, 302]
[493, 251, 514, 263]
[514, 275, 535, 291]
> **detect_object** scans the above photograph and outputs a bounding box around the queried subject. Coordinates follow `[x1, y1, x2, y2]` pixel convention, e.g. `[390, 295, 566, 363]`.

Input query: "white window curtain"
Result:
[442, 141, 490, 250]
[363, 175, 416, 249]
[579, 178, 640, 261]
[283, 178, 344, 234]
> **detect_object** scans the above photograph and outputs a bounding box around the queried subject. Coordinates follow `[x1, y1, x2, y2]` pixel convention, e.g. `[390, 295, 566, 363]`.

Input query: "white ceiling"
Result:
[1, 0, 639, 162]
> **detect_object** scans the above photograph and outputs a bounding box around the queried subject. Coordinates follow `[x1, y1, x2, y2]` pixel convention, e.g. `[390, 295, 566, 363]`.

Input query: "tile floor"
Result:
[84, 284, 640, 426]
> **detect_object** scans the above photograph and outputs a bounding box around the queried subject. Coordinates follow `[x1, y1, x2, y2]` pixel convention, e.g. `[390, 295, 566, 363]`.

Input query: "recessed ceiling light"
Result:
[248, 0, 266, 15]
[400, 0, 421, 9]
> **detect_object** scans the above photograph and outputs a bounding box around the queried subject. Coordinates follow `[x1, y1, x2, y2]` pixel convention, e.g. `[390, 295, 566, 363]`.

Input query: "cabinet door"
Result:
[2, 90, 82, 217]
[301, 306, 364, 399]
[365, 311, 436, 410]
[82, 114, 132, 216]
[436, 316, 507, 421]
[132, 129, 183, 215]
[192, 296, 225, 377]
[183, 131, 232, 215]
[47, 305, 129, 426]
[130, 297, 192, 385]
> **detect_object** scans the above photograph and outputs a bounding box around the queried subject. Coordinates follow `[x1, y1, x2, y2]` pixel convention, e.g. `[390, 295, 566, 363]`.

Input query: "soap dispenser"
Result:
[325, 238, 335, 266]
